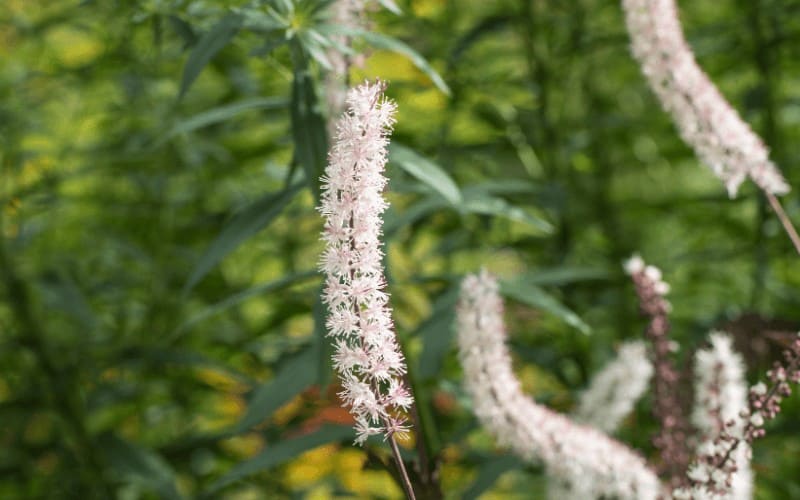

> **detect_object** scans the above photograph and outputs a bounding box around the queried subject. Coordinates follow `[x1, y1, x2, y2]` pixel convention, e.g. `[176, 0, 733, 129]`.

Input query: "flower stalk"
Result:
[318, 79, 416, 499]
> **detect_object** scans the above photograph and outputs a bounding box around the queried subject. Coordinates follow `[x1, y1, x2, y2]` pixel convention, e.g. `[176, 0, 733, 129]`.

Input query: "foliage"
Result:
[2, 0, 800, 498]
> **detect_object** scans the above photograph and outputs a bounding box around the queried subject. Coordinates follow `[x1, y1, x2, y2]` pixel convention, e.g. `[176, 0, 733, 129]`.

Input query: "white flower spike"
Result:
[457, 270, 662, 499]
[318, 80, 412, 445]
[622, 0, 789, 197]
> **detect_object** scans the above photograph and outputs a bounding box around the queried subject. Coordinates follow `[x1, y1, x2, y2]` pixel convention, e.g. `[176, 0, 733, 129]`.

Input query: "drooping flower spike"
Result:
[457, 270, 662, 499]
[622, 0, 789, 197]
[318, 79, 412, 445]
[548, 340, 654, 499]
[575, 340, 653, 434]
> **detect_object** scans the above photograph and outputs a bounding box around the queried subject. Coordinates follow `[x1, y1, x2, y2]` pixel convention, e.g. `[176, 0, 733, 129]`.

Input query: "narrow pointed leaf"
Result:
[500, 279, 590, 334]
[462, 194, 552, 233]
[359, 31, 450, 95]
[179, 13, 242, 99]
[462, 455, 524, 500]
[389, 144, 461, 205]
[290, 46, 328, 202]
[234, 343, 319, 433]
[183, 182, 303, 293]
[416, 285, 460, 379]
[175, 270, 318, 337]
[100, 434, 183, 500]
[205, 425, 352, 494]
[168, 97, 287, 137]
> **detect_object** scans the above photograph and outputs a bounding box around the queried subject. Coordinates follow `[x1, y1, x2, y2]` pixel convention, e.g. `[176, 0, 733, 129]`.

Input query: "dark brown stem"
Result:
[765, 192, 800, 257]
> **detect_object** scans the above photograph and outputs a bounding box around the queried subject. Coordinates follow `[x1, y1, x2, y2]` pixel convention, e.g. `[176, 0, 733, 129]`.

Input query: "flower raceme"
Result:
[548, 341, 654, 499]
[318, 80, 412, 445]
[575, 340, 653, 434]
[675, 333, 752, 500]
[625, 255, 692, 487]
[622, 0, 789, 197]
[456, 270, 662, 499]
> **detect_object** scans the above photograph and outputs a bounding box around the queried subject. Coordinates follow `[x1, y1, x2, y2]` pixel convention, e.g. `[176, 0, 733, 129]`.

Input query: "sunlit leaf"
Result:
[341, 29, 450, 95]
[389, 144, 461, 206]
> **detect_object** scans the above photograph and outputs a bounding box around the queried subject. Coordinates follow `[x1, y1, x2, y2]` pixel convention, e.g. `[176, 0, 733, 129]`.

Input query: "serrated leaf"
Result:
[178, 13, 242, 99]
[204, 425, 352, 494]
[358, 31, 450, 95]
[100, 434, 183, 500]
[183, 182, 303, 293]
[290, 45, 328, 202]
[168, 97, 287, 137]
[500, 279, 590, 334]
[234, 343, 319, 433]
[461, 194, 552, 233]
[389, 144, 462, 205]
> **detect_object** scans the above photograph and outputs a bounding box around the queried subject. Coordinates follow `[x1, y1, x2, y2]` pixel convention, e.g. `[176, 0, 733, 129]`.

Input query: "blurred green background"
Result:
[2, 0, 800, 498]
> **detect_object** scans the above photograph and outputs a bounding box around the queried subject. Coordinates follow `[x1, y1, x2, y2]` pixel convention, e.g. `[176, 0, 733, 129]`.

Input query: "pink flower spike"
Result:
[318, 80, 412, 446]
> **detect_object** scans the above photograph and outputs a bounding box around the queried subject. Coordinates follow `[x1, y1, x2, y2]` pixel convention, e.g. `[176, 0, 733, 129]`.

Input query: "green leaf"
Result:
[111, 347, 251, 385]
[462, 455, 523, 500]
[521, 267, 610, 286]
[359, 31, 450, 95]
[461, 194, 552, 233]
[416, 285, 460, 380]
[204, 425, 352, 494]
[175, 270, 318, 338]
[311, 285, 334, 389]
[100, 434, 183, 500]
[462, 180, 566, 211]
[376, 0, 402, 15]
[389, 144, 462, 206]
[290, 44, 328, 202]
[168, 97, 287, 137]
[234, 343, 319, 433]
[384, 196, 449, 237]
[178, 13, 242, 99]
[500, 279, 591, 334]
[183, 182, 303, 293]
[167, 15, 197, 48]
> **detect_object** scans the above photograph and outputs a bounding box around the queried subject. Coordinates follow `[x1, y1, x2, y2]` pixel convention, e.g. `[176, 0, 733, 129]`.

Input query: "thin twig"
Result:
[765, 192, 800, 256]
[388, 433, 417, 500]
